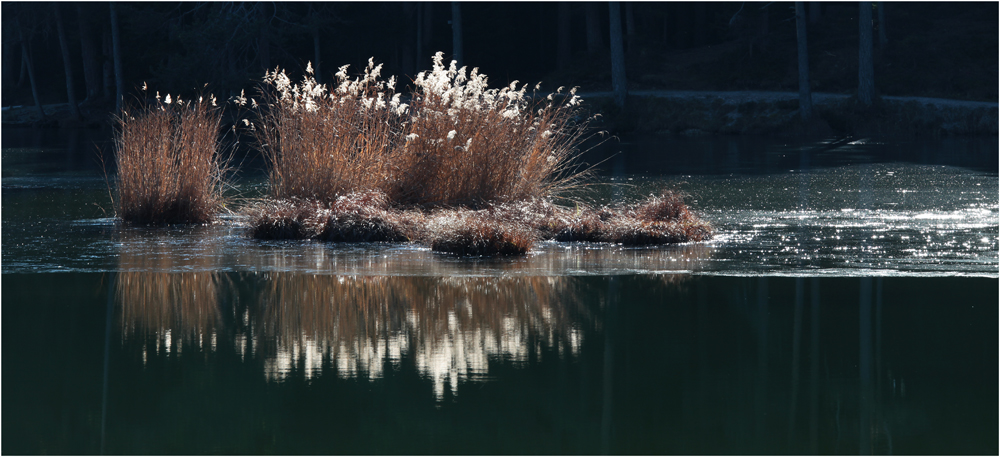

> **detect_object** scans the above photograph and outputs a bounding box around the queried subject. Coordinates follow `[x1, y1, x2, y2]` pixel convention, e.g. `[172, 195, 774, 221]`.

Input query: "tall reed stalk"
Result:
[250, 53, 590, 207]
[114, 95, 225, 224]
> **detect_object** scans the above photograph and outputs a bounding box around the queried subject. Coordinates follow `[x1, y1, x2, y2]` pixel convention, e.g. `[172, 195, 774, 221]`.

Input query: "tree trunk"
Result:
[2, 39, 15, 91]
[422, 2, 433, 52]
[416, 3, 425, 71]
[54, 4, 82, 120]
[110, 2, 124, 114]
[451, 2, 463, 67]
[662, 7, 669, 44]
[259, 4, 272, 75]
[15, 22, 45, 120]
[18, 44, 28, 89]
[312, 27, 321, 82]
[102, 28, 114, 99]
[876, 2, 887, 48]
[673, 3, 687, 49]
[756, 4, 770, 54]
[694, 2, 707, 47]
[795, 2, 813, 122]
[77, 4, 103, 101]
[557, 2, 571, 69]
[402, 2, 416, 77]
[808, 2, 821, 24]
[625, 2, 635, 52]
[609, 2, 627, 108]
[585, 3, 602, 53]
[858, 2, 875, 107]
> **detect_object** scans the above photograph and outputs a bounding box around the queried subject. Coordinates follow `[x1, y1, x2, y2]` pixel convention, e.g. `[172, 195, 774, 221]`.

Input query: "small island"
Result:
[113, 53, 712, 256]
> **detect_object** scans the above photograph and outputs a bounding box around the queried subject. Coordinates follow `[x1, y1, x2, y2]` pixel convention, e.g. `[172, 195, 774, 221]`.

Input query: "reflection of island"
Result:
[116, 233, 706, 399]
[229, 239, 715, 277]
[256, 274, 593, 400]
[116, 230, 224, 362]
[117, 256, 611, 400]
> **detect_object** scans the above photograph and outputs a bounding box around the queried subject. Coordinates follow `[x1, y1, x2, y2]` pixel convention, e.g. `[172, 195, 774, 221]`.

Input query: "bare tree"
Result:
[110, 2, 124, 114]
[102, 28, 114, 99]
[557, 3, 571, 69]
[858, 2, 875, 107]
[14, 16, 45, 120]
[401, 2, 416, 77]
[451, 2, 463, 67]
[259, 3, 272, 74]
[876, 2, 888, 48]
[53, 4, 82, 120]
[808, 2, 821, 24]
[77, 4, 103, 101]
[609, 2, 627, 107]
[585, 3, 602, 53]
[795, 2, 812, 121]
[624, 2, 635, 52]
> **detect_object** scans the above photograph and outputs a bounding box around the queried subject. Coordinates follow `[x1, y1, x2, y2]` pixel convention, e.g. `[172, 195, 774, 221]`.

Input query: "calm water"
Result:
[2, 128, 997, 454]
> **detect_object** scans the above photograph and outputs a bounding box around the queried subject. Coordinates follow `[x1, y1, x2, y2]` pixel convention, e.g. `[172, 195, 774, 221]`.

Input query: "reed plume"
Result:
[250, 53, 590, 208]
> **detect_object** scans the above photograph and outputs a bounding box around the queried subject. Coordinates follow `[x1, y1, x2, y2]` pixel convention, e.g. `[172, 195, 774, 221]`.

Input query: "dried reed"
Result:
[427, 209, 537, 256]
[248, 53, 590, 208]
[114, 94, 226, 224]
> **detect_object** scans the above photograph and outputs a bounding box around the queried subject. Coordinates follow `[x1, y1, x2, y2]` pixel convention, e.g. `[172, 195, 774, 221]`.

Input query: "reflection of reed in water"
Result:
[116, 230, 223, 362]
[231, 237, 715, 277]
[526, 241, 715, 275]
[258, 274, 593, 400]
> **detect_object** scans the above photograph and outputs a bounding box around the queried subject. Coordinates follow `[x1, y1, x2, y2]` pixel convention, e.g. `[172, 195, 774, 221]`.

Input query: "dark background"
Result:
[2, 2, 997, 113]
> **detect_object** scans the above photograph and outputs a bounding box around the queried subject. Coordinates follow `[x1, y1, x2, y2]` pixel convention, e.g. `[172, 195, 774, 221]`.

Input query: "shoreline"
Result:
[584, 90, 998, 137]
[3, 90, 997, 138]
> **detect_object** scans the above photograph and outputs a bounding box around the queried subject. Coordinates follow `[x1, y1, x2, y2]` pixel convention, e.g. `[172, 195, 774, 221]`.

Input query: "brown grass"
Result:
[243, 198, 329, 240]
[249, 53, 591, 208]
[244, 190, 425, 242]
[239, 54, 711, 253]
[427, 209, 537, 256]
[243, 189, 712, 254]
[114, 95, 226, 224]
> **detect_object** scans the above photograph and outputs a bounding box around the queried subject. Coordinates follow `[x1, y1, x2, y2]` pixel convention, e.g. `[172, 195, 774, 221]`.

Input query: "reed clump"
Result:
[245, 190, 425, 242]
[245, 189, 712, 255]
[427, 209, 537, 256]
[249, 52, 588, 207]
[114, 94, 226, 225]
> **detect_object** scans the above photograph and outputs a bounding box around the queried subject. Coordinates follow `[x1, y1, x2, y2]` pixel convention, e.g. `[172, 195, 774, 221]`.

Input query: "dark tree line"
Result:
[0, 2, 977, 122]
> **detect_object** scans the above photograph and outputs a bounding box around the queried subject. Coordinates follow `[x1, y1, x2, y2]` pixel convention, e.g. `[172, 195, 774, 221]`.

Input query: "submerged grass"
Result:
[114, 94, 226, 225]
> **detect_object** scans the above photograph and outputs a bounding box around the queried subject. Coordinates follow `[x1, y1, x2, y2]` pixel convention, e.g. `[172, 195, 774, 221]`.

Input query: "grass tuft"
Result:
[244, 198, 328, 240]
[114, 95, 226, 225]
[428, 210, 536, 256]
[320, 191, 422, 242]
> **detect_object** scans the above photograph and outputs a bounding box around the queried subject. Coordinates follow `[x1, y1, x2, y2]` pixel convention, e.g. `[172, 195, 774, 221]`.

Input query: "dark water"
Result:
[2, 128, 997, 454]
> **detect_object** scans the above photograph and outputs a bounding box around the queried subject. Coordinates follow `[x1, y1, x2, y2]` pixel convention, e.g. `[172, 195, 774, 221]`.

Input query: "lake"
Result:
[2, 128, 997, 454]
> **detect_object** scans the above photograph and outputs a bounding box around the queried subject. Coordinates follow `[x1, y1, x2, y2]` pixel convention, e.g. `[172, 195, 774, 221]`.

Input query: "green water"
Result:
[2, 128, 997, 454]
[3, 273, 996, 454]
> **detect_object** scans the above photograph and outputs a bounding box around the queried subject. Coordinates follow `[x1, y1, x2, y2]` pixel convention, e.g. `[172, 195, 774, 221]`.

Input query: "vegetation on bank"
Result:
[112, 54, 713, 254]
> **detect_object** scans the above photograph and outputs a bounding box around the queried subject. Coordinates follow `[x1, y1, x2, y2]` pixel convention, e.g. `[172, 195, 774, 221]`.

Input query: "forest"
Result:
[2, 2, 997, 126]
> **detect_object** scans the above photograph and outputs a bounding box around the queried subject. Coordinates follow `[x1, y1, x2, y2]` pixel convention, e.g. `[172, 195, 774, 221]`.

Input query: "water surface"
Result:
[2, 129, 997, 454]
